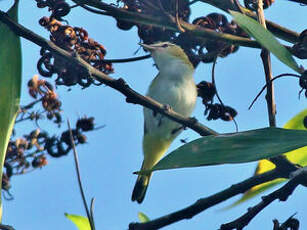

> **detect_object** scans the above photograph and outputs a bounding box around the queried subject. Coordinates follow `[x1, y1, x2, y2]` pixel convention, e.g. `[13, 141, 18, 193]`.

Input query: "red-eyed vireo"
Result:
[132, 42, 197, 203]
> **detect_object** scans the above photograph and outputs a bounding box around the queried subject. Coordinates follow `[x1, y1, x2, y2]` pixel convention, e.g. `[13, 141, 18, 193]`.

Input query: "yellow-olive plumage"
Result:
[132, 42, 197, 203]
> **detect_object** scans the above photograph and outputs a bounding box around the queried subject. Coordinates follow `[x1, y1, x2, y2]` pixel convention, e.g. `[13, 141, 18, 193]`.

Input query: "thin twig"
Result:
[78, 4, 111, 16]
[175, 0, 185, 32]
[67, 120, 94, 230]
[90, 198, 96, 230]
[220, 169, 307, 230]
[99, 54, 151, 63]
[248, 73, 300, 109]
[233, 0, 244, 13]
[20, 98, 43, 110]
[211, 57, 239, 132]
[257, 0, 276, 127]
[211, 56, 224, 106]
[0, 224, 15, 230]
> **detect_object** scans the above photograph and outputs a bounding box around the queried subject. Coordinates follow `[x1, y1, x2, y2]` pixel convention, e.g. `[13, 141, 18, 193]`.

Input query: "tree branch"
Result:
[129, 169, 282, 230]
[0, 9, 216, 137]
[220, 169, 307, 230]
[257, 0, 276, 127]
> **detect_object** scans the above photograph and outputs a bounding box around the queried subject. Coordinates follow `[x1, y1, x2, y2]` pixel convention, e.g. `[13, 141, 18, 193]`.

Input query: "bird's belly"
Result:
[144, 79, 197, 140]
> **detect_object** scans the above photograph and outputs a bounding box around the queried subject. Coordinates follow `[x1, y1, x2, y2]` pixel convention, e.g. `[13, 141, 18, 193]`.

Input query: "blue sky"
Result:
[0, 1, 306, 229]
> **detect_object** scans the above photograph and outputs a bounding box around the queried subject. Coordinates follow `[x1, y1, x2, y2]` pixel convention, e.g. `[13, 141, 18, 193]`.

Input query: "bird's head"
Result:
[139, 42, 193, 71]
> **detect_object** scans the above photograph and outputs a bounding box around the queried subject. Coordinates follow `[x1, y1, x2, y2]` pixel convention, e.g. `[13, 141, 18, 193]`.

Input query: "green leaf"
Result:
[139, 128, 307, 173]
[230, 10, 301, 73]
[65, 213, 91, 230]
[0, 0, 21, 220]
[138, 212, 150, 223]
[228, 109, 307, 207]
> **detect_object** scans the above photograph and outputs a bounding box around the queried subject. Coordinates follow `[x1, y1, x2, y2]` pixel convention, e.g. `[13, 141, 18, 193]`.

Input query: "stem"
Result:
[248, 73, 300, 110]
[67, 120, 94, 230]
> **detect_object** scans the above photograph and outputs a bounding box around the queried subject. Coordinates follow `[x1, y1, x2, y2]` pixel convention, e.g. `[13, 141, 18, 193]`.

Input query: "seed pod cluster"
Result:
[45, 117, 95, 158]
[244, 0, 275, 10]
[27, 75, 62, 123]
[299, 71, 307, 98]
[116, 0, 249, 67]
[176, 13, 249, 66]
[35, 0, 70, 20]
[116, 0, 190, 44]
[36, 2, 113, 88]
[292, 29, 307, 59]
[197, 81, 237, 122]
[4, 117, 97, 194]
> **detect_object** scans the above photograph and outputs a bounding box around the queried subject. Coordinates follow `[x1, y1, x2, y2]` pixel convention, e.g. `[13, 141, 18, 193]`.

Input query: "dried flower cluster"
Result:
[177, 13, 249, 65]
[35, 0, 113, 88]
[116, 0, 249, 66]
[292, 29, 307, 59]
[27, 75, 62, 121]
[4, 117, 96, 196]
[197, 81, 237, 122]
[116, 0, 190, 44]
[243, 0, 275, 10]
[299, 71, 307, 98]
[3, 74, 97, 195]
[35, 0, 71, 20]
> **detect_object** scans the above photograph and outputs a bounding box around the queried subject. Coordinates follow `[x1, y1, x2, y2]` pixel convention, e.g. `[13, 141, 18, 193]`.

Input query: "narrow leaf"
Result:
[65, 213, 91, 230]
[138, 212, 150, 223]
[138, 128, 307, 173]
[230, 10, 301, 73]
[230, 109, 307, 206]
[0, 0, 21, 220]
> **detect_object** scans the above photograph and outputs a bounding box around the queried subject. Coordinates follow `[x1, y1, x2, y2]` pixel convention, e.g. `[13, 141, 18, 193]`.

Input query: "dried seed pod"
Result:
[197, 81, 216, 103]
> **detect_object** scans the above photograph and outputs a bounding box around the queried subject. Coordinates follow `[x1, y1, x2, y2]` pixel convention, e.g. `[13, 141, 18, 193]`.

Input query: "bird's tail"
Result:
[131, 171, 152, 204]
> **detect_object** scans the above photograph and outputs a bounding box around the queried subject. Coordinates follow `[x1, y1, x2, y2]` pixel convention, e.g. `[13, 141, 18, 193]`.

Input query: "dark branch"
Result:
[220, 169, 307, 230]
[68, 120, 95, 230]
[248, 73, 300, 110]
[129, 169, 282, 230]
[99, 54, 151, 63]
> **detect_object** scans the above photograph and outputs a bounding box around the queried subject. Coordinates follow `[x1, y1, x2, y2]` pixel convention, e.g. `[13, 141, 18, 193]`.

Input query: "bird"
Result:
[132, 41, 197, 203]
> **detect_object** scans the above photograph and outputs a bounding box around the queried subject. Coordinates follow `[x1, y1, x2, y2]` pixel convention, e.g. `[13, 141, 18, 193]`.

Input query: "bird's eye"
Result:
[161, 44, 169, 48]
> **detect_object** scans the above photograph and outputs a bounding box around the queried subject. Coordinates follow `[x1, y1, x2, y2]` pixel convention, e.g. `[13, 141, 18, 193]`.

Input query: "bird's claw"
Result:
[163, 104, 172, 111]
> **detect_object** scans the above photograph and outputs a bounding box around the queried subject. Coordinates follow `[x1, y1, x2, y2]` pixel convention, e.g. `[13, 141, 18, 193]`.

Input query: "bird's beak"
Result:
[138, 43, 156, 52]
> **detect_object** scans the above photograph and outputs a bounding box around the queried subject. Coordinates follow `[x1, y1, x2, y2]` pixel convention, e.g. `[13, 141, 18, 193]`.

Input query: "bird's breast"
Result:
[144, 74, 197, 140]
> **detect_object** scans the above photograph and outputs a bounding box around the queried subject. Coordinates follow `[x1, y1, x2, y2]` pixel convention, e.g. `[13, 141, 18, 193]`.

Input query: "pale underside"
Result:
[142, 68, 197, 169]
